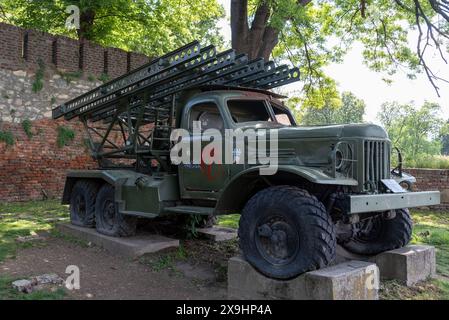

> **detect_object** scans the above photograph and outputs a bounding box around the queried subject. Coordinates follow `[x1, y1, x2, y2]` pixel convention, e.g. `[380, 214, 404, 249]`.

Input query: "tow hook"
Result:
[343, 214, 360, 224]
[383, 210, 396, 220]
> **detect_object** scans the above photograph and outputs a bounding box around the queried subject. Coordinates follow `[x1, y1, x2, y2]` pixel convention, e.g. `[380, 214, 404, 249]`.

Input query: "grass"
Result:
[21, 119, 33, 139]
[380, 278, 449, 300]
[217, 214, 240, 229]
[410, 210, 449, 279]
[404, 154, 449, 169]
[56, 126, 75, 148]
[0, 200, 69, 262]
[32, 60, 45, 93]
[0, 200, 69, 300]
[0, 130, 15, 146]
[140, 245, 188, 272]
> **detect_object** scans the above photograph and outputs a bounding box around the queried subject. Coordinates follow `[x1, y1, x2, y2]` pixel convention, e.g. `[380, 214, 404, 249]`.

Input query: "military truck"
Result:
[53, 41, 440, 279]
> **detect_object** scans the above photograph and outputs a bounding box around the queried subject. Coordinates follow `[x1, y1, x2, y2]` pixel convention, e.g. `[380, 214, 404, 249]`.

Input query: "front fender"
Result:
[214, 165, 357, 215]
[273, 165, 358, 186]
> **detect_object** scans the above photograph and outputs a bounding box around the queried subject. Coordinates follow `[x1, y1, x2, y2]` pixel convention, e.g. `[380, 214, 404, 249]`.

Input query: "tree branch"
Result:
[394, 0, 449, 96]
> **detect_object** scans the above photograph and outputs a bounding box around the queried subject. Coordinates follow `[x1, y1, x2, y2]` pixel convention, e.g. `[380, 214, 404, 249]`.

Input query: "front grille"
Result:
[363, 140, 390, 190]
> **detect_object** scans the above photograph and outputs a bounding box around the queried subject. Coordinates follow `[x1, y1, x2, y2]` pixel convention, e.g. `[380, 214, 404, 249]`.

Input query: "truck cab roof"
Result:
[192, 85, 287, 99]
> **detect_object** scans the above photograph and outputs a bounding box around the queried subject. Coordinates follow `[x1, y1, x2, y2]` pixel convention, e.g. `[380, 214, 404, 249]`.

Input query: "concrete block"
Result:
[197, 227, 237, 242]
[441, 189, 449, 203]
[337, 245, 436, 286]
[228, 256, 379, 300]
[57, 223, 179, 258]
[373, 245, 436, 286]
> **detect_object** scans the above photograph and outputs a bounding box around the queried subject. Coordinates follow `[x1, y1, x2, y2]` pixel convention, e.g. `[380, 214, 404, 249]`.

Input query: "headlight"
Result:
[335, 149, 344, 170]
[335, 142, 353, 173]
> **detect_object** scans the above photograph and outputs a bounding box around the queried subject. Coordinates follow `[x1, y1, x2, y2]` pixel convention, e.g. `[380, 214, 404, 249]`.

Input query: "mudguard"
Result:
[215, 165, 358, 215]
[62, 170, 180, 217]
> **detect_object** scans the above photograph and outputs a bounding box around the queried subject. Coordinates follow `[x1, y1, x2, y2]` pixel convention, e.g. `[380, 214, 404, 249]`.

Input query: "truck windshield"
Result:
[227, 99, 294, 126]
[227, 100, 272, 123]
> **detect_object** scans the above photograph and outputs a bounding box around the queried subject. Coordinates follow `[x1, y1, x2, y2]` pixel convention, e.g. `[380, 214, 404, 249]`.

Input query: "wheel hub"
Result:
[255, 216, 299, 265]
[102, 200, 116, 229]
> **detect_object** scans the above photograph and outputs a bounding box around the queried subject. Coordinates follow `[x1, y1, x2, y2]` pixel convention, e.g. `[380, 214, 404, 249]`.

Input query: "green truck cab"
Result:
[54, 42, 440, 279]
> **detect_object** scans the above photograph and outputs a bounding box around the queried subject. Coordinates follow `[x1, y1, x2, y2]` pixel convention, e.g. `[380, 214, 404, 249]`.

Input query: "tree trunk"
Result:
[231, 0, 276, 60]
[230, 0, 312, 60]
[76, 9, 96, 41]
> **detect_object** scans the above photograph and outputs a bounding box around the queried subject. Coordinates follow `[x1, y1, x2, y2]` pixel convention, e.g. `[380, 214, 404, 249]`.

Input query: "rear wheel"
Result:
[341, 208, 413, 255]
[239, 186, 336, 279]
[69, 180, 99, 227]
[95, 184, 137, 237]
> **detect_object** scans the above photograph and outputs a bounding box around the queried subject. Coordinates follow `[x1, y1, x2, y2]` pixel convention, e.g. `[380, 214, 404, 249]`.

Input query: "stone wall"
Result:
[0, 68, 103, 121]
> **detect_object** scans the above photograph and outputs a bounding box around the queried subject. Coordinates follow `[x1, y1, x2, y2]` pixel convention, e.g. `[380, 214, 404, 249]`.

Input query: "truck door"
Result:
[178, 101, 229, 196]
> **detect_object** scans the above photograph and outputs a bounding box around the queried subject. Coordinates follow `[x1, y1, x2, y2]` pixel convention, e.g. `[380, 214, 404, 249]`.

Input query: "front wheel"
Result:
[239, 186, 336, 280]
[95, 184, 137, 237]
[341, 208, 413, 255]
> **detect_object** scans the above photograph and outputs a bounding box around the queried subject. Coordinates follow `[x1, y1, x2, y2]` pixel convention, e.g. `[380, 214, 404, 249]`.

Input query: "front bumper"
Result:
[348, 191, 440, 214]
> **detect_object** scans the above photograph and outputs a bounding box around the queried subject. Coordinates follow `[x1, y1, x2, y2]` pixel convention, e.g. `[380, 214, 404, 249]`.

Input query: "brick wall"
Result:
[106, 47, 128, 79]
[0, 23, 154, 203]
[130, 52, 150, 71]
[26, 29, 54, 67]
[0, 22, 150, 78]
[81, 40, 104, 76]
[0, 23, 24, 70]
[0, 119, 97, 202]
[54, 35, 80, 73]
[405, 169, 449, 210]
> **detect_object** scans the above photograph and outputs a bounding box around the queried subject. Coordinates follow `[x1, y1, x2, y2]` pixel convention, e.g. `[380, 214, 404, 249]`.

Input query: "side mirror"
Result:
[391, 147, 403, 178]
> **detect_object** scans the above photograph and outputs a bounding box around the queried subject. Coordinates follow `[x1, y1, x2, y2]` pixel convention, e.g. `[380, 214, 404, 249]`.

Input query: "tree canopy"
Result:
[0, 0, 224, 56]
[294, 91, 366, 125]
[231, 0, 449, 99]
[377, 101, 446, 161]
[440, 119, 449, 155]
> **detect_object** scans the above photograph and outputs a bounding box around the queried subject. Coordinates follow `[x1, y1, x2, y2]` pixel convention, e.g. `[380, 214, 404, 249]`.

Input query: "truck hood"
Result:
[275, 123, 389, 140]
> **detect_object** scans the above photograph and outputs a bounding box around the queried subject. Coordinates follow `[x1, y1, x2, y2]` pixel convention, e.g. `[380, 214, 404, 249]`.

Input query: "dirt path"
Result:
[0, 237, 228, 300]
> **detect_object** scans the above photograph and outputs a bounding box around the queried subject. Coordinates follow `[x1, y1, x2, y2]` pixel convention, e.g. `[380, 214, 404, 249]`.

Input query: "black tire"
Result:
[239, 186, 336, 279]
[341, 208, 413, 255]
[95, 184, 137, 237]
[69, 180, 99, 227]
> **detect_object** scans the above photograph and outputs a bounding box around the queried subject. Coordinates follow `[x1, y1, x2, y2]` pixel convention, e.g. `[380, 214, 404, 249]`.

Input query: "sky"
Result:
[216, 0, 449, 123]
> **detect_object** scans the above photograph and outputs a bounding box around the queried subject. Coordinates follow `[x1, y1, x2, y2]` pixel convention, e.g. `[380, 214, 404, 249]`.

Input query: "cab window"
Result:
[189, 103, 224, 131]
[271, 104, 294, 126]
[227, 100, 272, 123]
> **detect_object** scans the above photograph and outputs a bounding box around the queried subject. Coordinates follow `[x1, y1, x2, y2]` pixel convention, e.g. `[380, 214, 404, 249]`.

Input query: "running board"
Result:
[163, 206, 214, 216]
